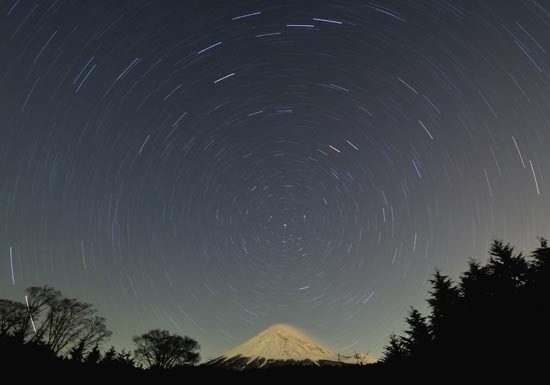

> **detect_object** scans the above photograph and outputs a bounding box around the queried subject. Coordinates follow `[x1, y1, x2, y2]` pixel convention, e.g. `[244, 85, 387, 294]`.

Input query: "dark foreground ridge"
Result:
[1, 340, 384, 381]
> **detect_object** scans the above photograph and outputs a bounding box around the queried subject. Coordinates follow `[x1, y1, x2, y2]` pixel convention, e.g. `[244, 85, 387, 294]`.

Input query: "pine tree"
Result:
[428, 271, 461, 346]
[381, 238, 547, 370]
[381, 334, 407, 366]
[460, 259, 488, 300]
[487, 240, 528, 292]
[402, 308, 431, 363]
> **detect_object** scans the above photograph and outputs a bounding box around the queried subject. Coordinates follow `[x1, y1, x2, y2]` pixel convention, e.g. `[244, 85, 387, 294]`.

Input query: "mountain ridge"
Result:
[206, 323, 374, 370]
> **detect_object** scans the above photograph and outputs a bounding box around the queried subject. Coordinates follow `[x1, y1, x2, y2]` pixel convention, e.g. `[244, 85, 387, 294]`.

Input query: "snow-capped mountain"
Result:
[206, 323, 375, 369]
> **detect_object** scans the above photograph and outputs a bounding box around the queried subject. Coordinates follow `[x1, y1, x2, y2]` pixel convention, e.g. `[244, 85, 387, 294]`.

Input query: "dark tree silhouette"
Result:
[115, 349, 135, 368]
[0, 286, 111, 357]
[133, 329, 200, 369]
[428, 271, 459, 331]
[382, 308, 431, 366]
[459, 259, 487, 303]
[86, 345, 102, 364]
[101, 346, 117, 363]
[487, 240, 528, 294]
[529, 237, 550, 290]
[24, 286, 112, 355]
[383, 238, 550, 370]
[427, 270, 461, 359]
[381, 334, 407, 366]
[23, 286, 60, 337]
[77, 315, 112, 353]
[526, 238, 550, 364]
[402, 308, 431, 363]
[69, 340, 86, 362]
[100, 346, 135, 368]
[0, 299, 29, 339]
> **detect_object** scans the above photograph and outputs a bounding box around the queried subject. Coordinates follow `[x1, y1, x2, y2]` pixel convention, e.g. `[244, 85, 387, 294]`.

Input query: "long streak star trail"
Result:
[1, 0, 550, 361]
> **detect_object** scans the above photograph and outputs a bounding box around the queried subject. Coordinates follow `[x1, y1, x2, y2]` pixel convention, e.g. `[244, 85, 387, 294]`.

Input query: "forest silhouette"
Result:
[1, 238, 548, 378]
[382, 238, 549, 372]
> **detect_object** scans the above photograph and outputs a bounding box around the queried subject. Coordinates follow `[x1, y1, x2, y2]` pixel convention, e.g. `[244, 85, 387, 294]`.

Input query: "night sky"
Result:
[1, 0, 550, 360]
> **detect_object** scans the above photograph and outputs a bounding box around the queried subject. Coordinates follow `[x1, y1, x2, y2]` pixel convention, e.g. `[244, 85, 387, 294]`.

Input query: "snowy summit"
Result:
[206, 324, 374, 369]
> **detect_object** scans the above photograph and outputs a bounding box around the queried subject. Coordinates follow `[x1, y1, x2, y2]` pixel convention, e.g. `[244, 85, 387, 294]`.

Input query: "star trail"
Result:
[1, 0, 550, 360]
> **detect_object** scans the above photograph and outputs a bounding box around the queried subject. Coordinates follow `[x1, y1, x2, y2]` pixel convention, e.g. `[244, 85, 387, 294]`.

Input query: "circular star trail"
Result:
[1, 1, 550, 359]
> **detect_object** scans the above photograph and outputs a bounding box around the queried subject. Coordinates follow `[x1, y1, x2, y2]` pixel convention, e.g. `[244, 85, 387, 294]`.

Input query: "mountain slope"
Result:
[207, 323, 374, 369]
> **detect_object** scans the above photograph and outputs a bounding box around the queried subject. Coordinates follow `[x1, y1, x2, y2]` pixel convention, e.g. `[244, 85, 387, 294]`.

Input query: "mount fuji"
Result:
[206, 324, 375, 370]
